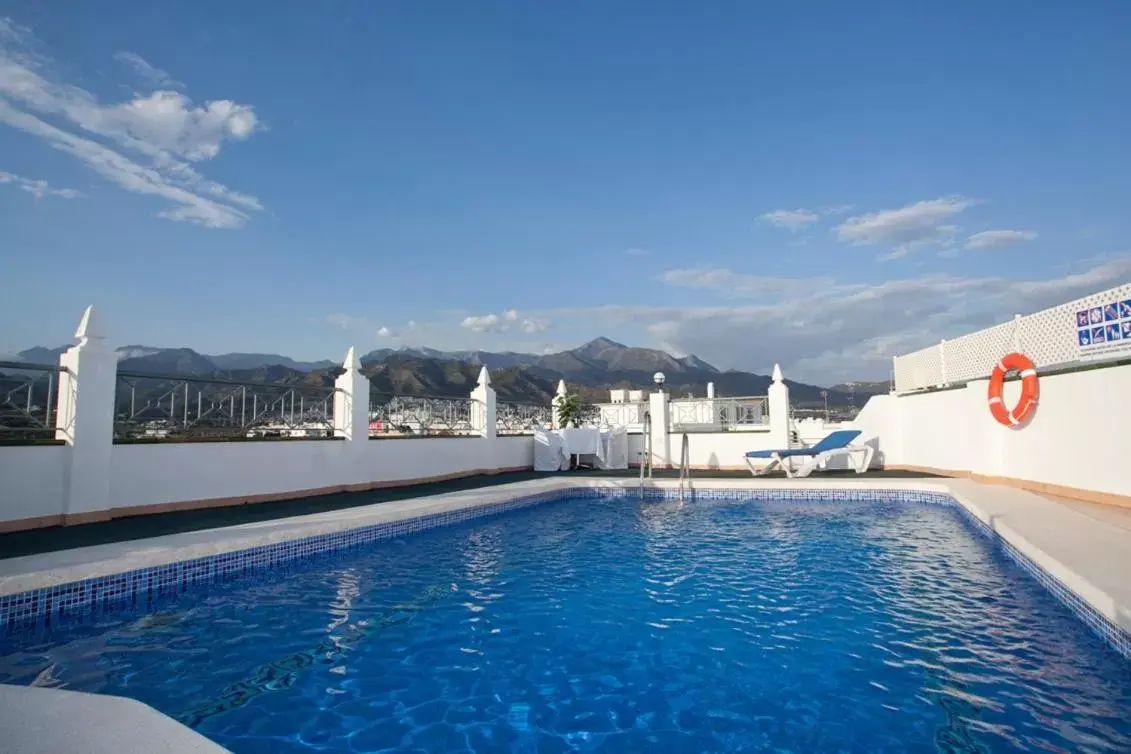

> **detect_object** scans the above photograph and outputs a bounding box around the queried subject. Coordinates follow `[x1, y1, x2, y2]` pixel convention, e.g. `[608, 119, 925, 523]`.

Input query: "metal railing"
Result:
[115, 371, 338, 441]
[669, 396, 768, 432]
[577, 403, 603, 427]
[369, 393, 476, 437]
[677, 432, 691, 501]
[0, 361, 64, 441]
[496, 401, 552, 435]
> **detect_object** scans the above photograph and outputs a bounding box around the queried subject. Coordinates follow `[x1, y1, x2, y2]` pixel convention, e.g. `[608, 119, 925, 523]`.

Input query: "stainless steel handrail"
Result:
[677, 432, 691, 501]
[639, 411, 653, 497]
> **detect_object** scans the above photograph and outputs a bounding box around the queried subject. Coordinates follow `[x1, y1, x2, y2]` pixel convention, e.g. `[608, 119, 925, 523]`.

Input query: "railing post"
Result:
[648, 383, 671, 468]
[55, 305, 116, 524]
[939, 339, 948, 387]
[768, 363, 792, 450]
[333, 347, 370, 441]
[470, 367, 496, 439]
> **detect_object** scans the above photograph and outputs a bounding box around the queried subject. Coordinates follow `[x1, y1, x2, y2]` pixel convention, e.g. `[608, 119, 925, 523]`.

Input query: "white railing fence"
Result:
[893, 282, 1131, 393]
[670, 396, 768, 432]
[593, 401, 648, 430]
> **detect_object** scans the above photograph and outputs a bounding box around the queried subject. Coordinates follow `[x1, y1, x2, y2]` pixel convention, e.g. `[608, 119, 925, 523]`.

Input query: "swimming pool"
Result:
[2, 491, 1130, 752]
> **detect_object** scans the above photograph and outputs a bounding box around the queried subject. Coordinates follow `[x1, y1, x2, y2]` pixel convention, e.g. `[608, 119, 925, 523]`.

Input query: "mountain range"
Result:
[5, 338, 859, 406]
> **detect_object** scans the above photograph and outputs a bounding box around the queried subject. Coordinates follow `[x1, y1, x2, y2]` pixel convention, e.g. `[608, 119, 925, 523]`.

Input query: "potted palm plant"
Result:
[554, 393, 585, 470]
[555, 393, 583, 429]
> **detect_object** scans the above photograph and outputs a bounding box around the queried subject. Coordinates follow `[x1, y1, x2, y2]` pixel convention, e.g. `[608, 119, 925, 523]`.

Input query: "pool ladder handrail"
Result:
[639, 411, 653, 497]
[677, 432, 691, 501]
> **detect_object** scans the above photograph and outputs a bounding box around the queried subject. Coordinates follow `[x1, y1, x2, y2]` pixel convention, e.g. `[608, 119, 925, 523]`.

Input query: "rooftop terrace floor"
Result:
[0, 469, 939, 560]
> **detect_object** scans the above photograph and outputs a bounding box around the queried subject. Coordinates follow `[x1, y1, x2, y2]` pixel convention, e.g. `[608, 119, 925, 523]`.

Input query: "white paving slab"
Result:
[0, 684, 229, 754]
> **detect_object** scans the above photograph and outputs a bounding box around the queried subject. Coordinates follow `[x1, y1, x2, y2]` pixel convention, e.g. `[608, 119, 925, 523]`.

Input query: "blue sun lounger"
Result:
[744, 429, 874, 478]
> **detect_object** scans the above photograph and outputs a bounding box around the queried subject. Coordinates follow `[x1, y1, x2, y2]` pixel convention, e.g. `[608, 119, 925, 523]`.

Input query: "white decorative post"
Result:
[334, 347, 369, 441]
[470, 366, 496, 439]
[648, 378, 671, 468]
[938, 339, 948, 387]
[552, 379, 567, 430]
[55, 306, 116, 524]
[767, 363, 792, 451]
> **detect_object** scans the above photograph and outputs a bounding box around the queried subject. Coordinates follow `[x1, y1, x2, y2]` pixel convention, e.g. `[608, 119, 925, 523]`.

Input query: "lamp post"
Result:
[820, 390, 829, 422]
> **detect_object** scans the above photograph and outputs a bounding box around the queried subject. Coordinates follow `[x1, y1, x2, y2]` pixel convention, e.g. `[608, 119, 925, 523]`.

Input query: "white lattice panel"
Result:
[939, 320, 1016, 386]
[893, 344, 942, 393]
[893, 282, 1131, 393]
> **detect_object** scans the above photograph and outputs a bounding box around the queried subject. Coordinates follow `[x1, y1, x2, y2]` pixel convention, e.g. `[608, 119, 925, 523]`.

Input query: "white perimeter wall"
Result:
[1, 436, 534, 527]
[627, 429, 781, 470]
[850, 362, 1131, 498]
[0, 445, 68, 524]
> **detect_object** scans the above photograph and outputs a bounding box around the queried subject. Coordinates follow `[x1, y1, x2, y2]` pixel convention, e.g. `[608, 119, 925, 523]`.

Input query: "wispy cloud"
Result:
[836, 196, 974, 259]
[660, 268, 832, 297]
[113, 51, 183, 91]
[761, 208, 819, 231]
[460, 309, 550, 334]
[625, 247, 650, 256]
[544, 255, 1131, 382]
[0, 18, 263, 227]
[964, 229, 1038, 250]
[0, 169, 80, 199]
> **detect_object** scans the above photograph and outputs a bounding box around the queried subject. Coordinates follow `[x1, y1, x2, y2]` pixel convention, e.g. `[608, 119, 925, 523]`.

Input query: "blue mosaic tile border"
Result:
[1, 485, 1128, 662]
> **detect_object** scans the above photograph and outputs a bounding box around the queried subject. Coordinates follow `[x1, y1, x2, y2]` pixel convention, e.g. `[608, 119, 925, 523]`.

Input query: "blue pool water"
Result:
[2, 494, 1130, 753]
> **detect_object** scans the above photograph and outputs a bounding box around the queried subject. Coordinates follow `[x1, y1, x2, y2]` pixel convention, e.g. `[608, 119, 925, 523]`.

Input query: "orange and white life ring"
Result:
[988, 352, 1039, 427]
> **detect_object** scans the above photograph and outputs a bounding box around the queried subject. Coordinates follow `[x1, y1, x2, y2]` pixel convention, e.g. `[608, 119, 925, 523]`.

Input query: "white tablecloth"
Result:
[533, 427, 627, 471]
[557, 427, 601, 456]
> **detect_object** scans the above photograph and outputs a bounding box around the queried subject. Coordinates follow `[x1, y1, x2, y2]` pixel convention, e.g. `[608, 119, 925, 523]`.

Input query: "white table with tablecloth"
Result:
[533, 427, 629, 471]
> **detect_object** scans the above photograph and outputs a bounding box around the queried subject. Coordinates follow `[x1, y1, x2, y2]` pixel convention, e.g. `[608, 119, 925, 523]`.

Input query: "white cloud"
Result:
[0, 101, 250, 228]
[113, 51, 183, 90]
[0, 19, 263, 227]
[461, 310, 550, 334]
[541, 255, 1131, 383]
[520, 317, 549, 334]
[837, 197, 974, 259]
[461, 313, 500, 333]
[761, 208, 819, 231]
[625, 247, 650, 256]
[376, 326, 391, 337]
[0, 169, 80, 199]
[661, 268, 833, 297]
[314, 255, 1131, 383]
[964, 229, 1038, 250]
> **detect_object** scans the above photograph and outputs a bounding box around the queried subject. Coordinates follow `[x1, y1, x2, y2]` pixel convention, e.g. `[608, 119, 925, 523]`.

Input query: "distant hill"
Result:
[208, 353, 338, 372]
[828, 380, 891, 399]
[9, 337, 856, 406]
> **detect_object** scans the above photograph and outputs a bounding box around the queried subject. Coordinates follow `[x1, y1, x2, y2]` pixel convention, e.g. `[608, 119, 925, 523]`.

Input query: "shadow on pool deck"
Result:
[0, 468, 941, 560]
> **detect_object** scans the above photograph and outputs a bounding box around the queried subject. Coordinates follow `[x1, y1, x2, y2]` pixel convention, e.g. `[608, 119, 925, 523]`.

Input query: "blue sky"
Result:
[1, 1, 1128, 383]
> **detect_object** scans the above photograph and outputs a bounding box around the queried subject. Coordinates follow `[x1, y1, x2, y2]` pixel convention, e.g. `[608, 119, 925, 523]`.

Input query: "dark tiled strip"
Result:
[0, 486, 1128, 661]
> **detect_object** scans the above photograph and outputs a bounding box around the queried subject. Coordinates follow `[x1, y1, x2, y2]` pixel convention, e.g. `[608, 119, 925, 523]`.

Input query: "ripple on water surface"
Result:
[2, 496, 1130, 753]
